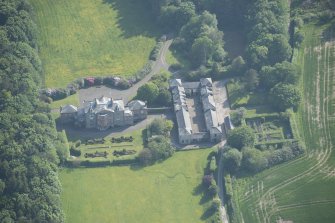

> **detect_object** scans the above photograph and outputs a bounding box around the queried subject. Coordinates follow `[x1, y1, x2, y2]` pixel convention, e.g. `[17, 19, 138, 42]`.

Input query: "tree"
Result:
[156, 88, 172, 106]
[191, 36, 214, 67]
[269, 83, 301, 111]
[147, 135, 175, 161]
[149, 118, 172, 136]
[227, 126, 255, 150]
[260, 62, 299, 89]
[268, 34, 292, 64]
[244, 69, 259, 91]
[208, 184, 218, 197]
[222, 148, 242, 173]
[136, 82, 159, 105]
[230, 107, 246, 126]
[211, 198, 221, 211]
[231, 56, 246, 75]
[242, 148, 268, 173]
[202, 174, 214, 187]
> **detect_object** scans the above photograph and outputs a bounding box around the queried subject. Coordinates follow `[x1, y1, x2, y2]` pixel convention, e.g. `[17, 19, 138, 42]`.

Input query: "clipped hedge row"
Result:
[65, 158, 137, 167]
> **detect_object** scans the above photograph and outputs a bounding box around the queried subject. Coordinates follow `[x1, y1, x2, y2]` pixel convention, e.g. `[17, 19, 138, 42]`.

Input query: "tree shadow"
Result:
[200, 207, 215, 220]
[102, 0, 161, 38]
[199, 192, 212, 205]
[129, 163, 144, 171]
[322, 20, 335, 43]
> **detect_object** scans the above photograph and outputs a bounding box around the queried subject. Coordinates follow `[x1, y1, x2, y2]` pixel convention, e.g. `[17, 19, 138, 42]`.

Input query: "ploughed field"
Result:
[233, 23, 335, 223]
[60, 149, 214, 223]
[31, 0, 158, 87]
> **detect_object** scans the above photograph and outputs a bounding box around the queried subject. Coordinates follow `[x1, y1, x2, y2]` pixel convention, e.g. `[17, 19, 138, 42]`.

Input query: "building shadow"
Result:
[102, 0, 161, 38]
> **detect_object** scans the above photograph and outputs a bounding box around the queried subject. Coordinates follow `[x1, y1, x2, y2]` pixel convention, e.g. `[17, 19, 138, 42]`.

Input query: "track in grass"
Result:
[31, 0, 160, 87]
[234, 23, 335, 223]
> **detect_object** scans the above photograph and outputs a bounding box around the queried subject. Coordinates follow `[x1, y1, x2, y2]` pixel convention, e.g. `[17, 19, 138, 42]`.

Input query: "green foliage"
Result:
[148, 118, 173, 136]
[0, 0, 64, 221]
[211, 198, 221, 211]
[245, 0, 291, 67]
[179, 11, 227, 68]
[227, 126, 255, 150]
[159, 1, 196, 32]
[231, 56, 246, 75]
[208, 184, 218, 197]
[136, 82, 159, 105]
[260, 61, 299, 89]
[269, 83, 302, 111]
[209, 156, 217, 173]
[230, 107, 246, 126]
[244, 69, 259, 91]
[242, 148, 268, 173]
[222, 148, 243, 173]
[147, 135, 175, 161]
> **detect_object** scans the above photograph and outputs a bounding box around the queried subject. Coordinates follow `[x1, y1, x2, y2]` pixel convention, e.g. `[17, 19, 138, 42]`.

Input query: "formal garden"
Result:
[67, 130, 143, 166]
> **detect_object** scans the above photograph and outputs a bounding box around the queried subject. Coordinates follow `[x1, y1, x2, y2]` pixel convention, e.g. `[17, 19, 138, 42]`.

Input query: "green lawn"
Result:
[230, 23, 335, 223]
[50, 94, 80, 109]
[31, 0, 159, 88]
[60, 149, 214, 223]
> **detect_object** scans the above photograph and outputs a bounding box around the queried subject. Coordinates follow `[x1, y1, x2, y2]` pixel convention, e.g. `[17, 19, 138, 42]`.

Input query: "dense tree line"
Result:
[0, 0, 65, 222]
[143, 0, 227, 76]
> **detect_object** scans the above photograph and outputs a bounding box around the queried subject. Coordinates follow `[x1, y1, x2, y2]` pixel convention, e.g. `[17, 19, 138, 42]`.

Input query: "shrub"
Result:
[211, 198, 221, 211]
[94, 76, 103, 85]
[202, 174, 214, 188]
[149, 41, 164, 60]
[269, 83, 301, 111]
[103, 76, 115, 87]
[75, 140, 81, 148]
[70, 146, 81, 157]
[227, 126, 255, 150]
[242, 148, 268, 173]
[117, 79, 131, 89]
[222, 148, 242, 173]
[208, 184, 218, 197]
[209, 156, 217, 173]
[74, 78, 85, 89]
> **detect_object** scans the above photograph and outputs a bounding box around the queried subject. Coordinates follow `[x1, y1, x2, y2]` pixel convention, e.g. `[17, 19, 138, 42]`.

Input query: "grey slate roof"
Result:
[60, 105, 78, 114]
[176, 107, 192, 134]
[169, 79, 182, 88]
[127, 100, 146, 110]
[182, 81, 200, 89]
[200, 78, 213, 87]
[202, 94, 216, 111]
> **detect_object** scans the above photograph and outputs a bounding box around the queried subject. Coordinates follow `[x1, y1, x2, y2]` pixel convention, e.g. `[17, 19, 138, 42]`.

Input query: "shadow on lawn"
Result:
[102, 0, 161, 38]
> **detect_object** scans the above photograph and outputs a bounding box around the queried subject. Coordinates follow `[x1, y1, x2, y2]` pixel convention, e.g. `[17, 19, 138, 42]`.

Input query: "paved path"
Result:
[78, 39, 173, 105]
[218, 141, 230, 223]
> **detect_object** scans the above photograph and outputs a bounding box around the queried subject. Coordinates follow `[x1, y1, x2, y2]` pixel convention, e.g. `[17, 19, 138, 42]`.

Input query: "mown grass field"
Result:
[31, 0, 159, 88]
[60, 149, 214, 223]
[231, 23, 335, 223]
